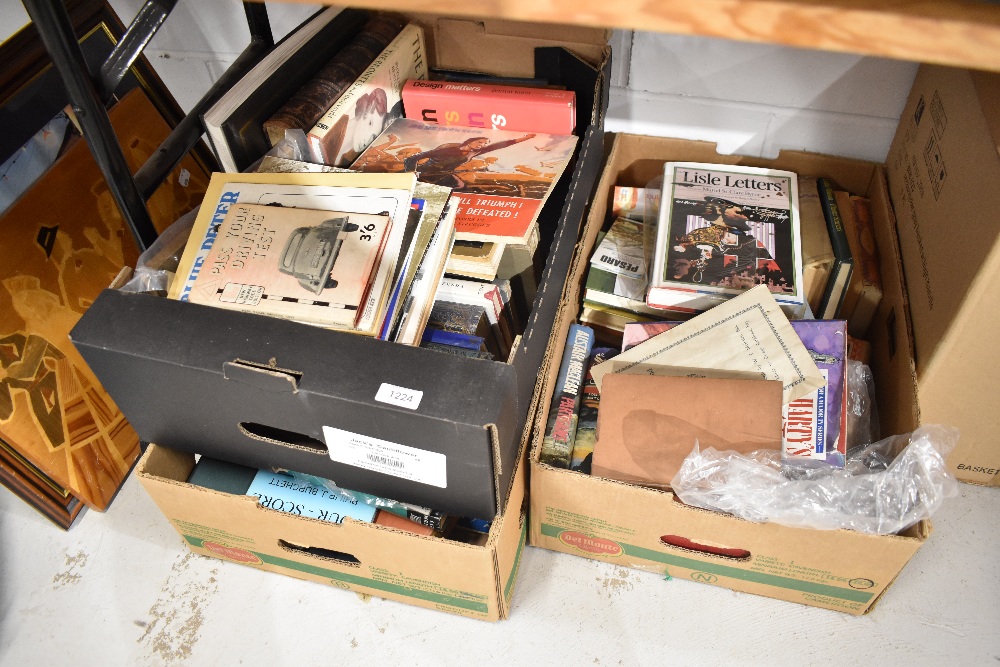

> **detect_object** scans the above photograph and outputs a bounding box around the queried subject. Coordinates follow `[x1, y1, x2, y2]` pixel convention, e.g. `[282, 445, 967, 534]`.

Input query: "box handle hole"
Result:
[277, 539, 360, 566]
[660, 534, 751, 561]
[240, 422, 327, 453]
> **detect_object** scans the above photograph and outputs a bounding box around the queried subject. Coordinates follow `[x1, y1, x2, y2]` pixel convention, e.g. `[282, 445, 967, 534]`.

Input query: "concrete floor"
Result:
[0, 471, 997, 665]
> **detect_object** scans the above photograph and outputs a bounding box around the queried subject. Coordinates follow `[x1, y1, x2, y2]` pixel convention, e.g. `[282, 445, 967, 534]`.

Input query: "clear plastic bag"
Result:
[119, 207, 198, 295]
[670, 424, 960, 534]
[845, 359, 879, 452]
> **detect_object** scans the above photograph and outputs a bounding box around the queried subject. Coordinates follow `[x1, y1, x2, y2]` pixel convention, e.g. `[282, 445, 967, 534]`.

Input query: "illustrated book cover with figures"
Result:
[0, 89, 208, 514]
[648, 162, 804, 316]
[185, 203, 390, 328]
[306, 23, 427, 166]
[351, 118, 577, 243]
[169, 170, 416, 336]
[264, 15, 405, 147]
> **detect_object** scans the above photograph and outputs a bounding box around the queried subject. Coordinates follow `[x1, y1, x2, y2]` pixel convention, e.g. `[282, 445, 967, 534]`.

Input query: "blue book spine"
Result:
[421, 327, 486, 351]
[540, 324, 595, 468]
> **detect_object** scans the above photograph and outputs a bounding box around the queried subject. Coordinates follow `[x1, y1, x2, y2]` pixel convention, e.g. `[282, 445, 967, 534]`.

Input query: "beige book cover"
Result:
[591, 285, 825, 405]
[188, 204, 389, 327]
[168, 171, 417, 335]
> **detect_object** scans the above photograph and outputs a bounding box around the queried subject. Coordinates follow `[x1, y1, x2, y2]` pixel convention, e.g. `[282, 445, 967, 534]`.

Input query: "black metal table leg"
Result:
[21, 0, 160, 251]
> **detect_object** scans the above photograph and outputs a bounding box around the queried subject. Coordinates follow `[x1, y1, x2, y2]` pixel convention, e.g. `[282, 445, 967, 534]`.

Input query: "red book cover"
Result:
[352, 118, 577, 242]
[401, 79, 575, 135]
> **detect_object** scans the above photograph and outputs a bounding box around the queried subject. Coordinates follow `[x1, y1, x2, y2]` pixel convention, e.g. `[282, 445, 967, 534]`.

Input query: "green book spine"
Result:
[815, 177, 855, 319]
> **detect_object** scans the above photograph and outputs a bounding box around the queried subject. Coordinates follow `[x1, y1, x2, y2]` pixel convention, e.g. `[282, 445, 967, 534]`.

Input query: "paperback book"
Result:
[435, 276, 515, 357]
[590, 216, 646, 281]
[185, 203, 390, 327]
[568, 346, 618, 474]
[378, 182, 453, 340]
[394, 202, 458, 345]
[306, 23, 428, 166]
[649, 162, 805, 316]
[539, 324, 594, 468]
[352, 118, 577, 243]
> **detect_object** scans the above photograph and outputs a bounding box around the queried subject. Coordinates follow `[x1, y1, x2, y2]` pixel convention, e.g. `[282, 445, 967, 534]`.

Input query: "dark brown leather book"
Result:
[263, 16, 404, 146]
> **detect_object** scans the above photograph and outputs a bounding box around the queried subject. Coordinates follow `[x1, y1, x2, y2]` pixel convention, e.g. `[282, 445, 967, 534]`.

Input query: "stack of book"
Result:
[168, 170, 458, 345]
[202, 8, 427, 173]
[581, 186, 668, 340]
[814, 178, 884, 337]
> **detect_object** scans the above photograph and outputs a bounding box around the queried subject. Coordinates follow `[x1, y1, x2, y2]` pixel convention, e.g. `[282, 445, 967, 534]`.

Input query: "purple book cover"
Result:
[622, 319, 847, 466]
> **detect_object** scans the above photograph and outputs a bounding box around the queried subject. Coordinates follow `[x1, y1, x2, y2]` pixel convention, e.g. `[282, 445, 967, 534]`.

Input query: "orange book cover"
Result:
[351, 118, 577, 243]
[187, 204, 390, 328]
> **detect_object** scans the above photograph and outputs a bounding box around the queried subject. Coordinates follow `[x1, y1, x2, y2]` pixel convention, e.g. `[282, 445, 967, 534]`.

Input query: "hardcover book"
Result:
[815, 177, 855, 319]
[539, 324, 594, 468]
[186, 203, 390, 328]
[835, 193, 883, 337]
[306, 23, 428, 166]
[401, 79, 575, 135]
[263, 15, 405, 147]
[648, 162, 805, 317]
[351, 118, 577, 243]
[168, 170, 417, 336]
[798, 175, 836, 315]
[201, 7, 368, 173]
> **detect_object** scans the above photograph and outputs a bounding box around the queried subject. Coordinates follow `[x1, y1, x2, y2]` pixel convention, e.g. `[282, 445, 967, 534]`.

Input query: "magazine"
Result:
[351, 118, 577, 243]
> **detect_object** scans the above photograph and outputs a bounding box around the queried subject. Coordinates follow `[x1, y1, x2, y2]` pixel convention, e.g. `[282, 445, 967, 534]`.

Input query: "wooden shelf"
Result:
[269, 0, 1000, 71]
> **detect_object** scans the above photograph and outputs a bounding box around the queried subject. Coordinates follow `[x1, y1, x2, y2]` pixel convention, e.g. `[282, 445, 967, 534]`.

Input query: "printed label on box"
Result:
[322, 426, 447, 488]
[374, 383, 423, 410]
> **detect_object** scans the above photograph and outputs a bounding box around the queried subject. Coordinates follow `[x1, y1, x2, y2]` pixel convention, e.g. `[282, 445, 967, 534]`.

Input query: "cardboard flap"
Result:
[408, 13, 609, 76]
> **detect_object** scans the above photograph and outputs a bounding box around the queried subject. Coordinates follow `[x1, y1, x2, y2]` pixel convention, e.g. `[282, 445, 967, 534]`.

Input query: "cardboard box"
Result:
[529, 131, 936, 615]
[70, 13, 611, 520]
[886, 66, 1000, 487]
[137, 433, 530, 621]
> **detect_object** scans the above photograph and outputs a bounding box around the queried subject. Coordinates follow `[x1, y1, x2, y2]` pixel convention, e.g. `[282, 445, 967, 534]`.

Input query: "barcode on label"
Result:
[367, 454, 405, 469]
[322, 426, 446, 488]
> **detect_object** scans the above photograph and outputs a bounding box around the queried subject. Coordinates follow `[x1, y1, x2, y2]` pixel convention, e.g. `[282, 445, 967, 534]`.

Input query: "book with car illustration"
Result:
[184, 202, 390, 327]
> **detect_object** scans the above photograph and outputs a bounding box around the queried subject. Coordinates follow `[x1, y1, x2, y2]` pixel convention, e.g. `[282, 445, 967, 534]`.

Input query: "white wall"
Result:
[3, 1, 916, 162]
[608, 30, 917, 161]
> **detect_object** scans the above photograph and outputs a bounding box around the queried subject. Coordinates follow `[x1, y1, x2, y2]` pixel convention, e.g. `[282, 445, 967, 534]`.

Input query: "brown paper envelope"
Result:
[591, 374, 783, 489]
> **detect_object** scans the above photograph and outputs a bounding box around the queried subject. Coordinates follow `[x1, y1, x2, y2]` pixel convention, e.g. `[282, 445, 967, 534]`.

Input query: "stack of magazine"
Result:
[169, 169, 457, 344]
